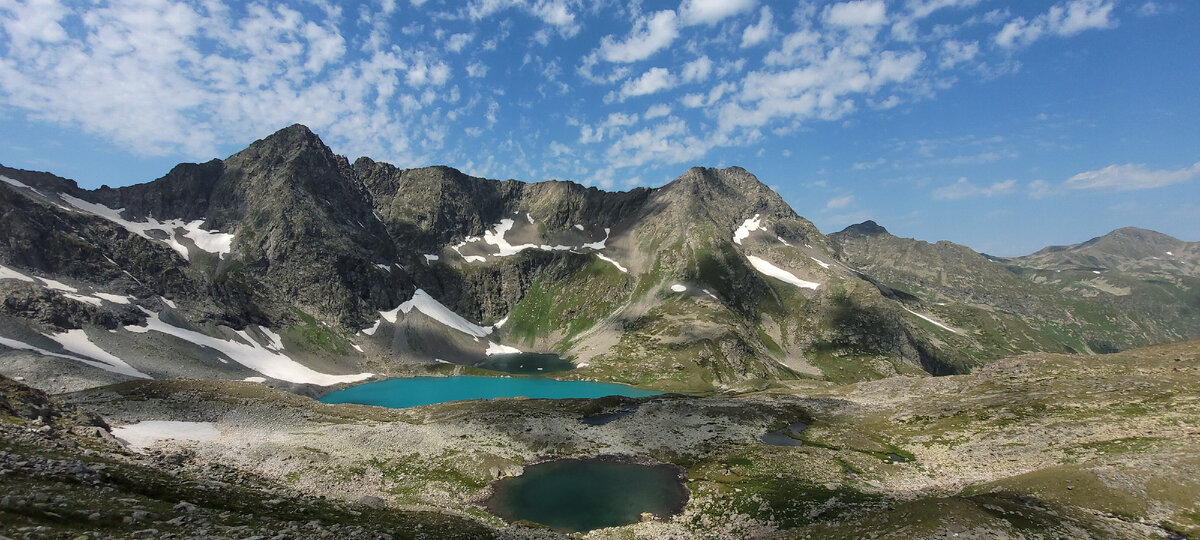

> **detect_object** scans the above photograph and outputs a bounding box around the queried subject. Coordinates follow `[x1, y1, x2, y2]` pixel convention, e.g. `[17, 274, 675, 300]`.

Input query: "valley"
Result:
[1, 125, 1198, 538]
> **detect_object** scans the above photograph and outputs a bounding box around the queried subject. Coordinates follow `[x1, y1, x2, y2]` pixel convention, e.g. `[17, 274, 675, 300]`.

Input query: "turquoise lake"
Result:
[318, 376, 662, 409]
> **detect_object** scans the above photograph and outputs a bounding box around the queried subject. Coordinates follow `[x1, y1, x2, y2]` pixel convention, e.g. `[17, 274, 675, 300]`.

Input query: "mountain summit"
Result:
[1, 125, 1197, 393]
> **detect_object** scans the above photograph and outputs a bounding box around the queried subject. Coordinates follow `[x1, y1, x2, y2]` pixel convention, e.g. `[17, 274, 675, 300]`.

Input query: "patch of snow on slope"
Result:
[59, 194, 233, 260]
[901, 307, 960, 334]
[733, 215, 762, 245]
[36, 277, 77, 292]
[493, 316, 508, 328]
[0, 333, 151, 379]
[361, 319, 381, 336]
[484, 219, 540, 256]
[574, 224, 584, 230]
[181, 221, 234, 256]
[777, 236, 791, 246]
[125, 312, 372, 386]
[351, 344, 364, 353]
[161, 297, 177, 309]
[702, 289, 719, 300]
[596, 253, 628, 273]
[381, 289, 494, 339]
[1166, 251, 1174, 256]
[425, 254, 439, 263]
[93, 293, 133, 304]
[526, 213, 535, 224]
[260, 328, 285, 351]
[671, 284, 687, 292]
[0, 264, 35, 282]
[1, 175, 44, 195]
[44, 329, 151, 378]
[112, 421, 219, 451]
[243, 376, 266, 383]
[374, 264, 392, 272]
[747, 256, 819, 290]
[810, 257, 831, 269]
[581, 228, 611, 250]
[486, 342, 521, 356]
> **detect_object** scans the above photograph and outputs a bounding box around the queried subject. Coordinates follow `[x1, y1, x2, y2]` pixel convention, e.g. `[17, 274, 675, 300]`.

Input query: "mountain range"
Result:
[1, 124, 1197, 394]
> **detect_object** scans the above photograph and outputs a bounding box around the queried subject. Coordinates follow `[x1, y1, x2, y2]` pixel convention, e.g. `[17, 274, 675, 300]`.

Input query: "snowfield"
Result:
[733, 215, 763, 245]
[747, 256, 820, 290]
[59, 194, 233, 260]
[126, 312, 372, 386]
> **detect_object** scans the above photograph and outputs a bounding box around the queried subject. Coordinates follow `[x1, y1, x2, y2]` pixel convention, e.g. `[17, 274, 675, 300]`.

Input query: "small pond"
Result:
[319, 376, 661, 409]
[485, 458, 689, 532]
[475, 352, 576, 374]
[759, 421, 808, 447]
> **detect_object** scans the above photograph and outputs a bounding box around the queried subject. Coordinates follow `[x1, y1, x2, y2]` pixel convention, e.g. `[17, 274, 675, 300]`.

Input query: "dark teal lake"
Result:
[474, 352, 575, 374]
[318, 376, 661, 409]
[485, 458, 688, 532]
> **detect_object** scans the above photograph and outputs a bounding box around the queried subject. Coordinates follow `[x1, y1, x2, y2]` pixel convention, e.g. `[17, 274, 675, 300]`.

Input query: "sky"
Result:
[0, 0, 1197, 256]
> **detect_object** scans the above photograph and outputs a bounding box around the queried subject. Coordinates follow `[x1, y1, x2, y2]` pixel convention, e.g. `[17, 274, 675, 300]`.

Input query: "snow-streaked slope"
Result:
[125, 312, 372, 386]
[733, 215, 763, 245]
[0, 334, 151, 379]
[59, 194, 233, 260]
[381, 289, 493, 338]
[747, 256, 820, 290]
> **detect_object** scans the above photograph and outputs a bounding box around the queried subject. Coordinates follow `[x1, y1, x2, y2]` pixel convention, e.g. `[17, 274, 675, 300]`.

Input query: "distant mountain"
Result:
[1, 125, 1196, 394]
[832, 221, 1200, 356]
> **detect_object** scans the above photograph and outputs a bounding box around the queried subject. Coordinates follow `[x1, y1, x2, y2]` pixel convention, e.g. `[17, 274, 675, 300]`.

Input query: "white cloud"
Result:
[906, 0, 980, 19]
[619, 67, 677, 99]
[826, 194, 855, 209]
[1028, 179, 1055, 199]
[825, 0, 888, 27]
[679, 0, 756, 26]
[995, 0, 1116, 49]
[466, 61, 489, 78]
[606, 118, 710, 169]
[741, 6, 774, 48]
[645, 103, 672, 119]
[933, 177, 1017, 199]
[1064, 162, 1200, 191]
[681, 56, 713, 82]
[445, 32, 474, 52]
[939, 40, 979, 69]
[598, 10, 679, 63]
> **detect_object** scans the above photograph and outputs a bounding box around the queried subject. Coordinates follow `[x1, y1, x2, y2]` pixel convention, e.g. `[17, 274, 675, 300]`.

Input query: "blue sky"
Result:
[1, 0, 1197, 255]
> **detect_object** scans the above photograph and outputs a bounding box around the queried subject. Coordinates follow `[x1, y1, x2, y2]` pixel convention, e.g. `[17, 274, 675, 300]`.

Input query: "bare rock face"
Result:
[1, 123, 1197, 391]
[0, 374, 108, 430]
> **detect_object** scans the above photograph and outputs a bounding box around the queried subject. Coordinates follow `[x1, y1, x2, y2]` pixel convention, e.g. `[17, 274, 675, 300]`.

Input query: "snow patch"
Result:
[93, 293, 133, 304]
[59, 194, 233, 260]
[670, 284, 687, 292]
[1166, 251, 1174, 256]
[733, 215, 763, 245]
[581, 228, 611, 250]
[0, 264, 35, 282]
[351, 344, 364, 353]
[44, 329, 151, 379]
[1, 175, 43, 195]
[161, 297, 177, 309]
[243, 376, 267, 383]
[374, 264, 392, 272]
[361, 319, 381, 336]
[484, 219, 540, 256]
[747, 256, 819, 290]
[381, 289, 493, 338]
[37, 277, 77, 292]
[810, 257, 831, 269]
[1092, 270, 1101, 274]
[493, 316, 509, 328]
[574, 224, 584, 231]
[424, 254, 440, 263]
[486, 341, 522, 356]
[596, 253, 628, 273]
[902, 307, 960, 334]
[125, 312, 372, 386]
[702, 289, 719, 300]
[526, 213, 535, 224]
[112, 421, 220, 451]
[261, 328, 284, 351]
[777, 236, 791, 246]
[0, 332, 151, 379]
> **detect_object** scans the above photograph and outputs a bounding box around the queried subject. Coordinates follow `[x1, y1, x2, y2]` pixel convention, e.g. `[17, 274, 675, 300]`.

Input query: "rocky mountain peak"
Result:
[836, 220, 890, 238]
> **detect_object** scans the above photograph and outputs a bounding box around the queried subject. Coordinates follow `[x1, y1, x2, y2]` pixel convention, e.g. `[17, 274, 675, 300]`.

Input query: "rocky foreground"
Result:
[2, 340, 1199, 539]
